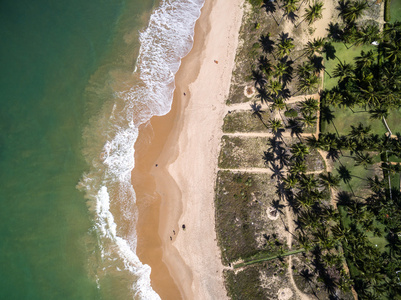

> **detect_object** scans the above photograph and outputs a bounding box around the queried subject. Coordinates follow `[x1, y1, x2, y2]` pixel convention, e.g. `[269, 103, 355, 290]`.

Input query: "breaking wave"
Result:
[77, 0, 204, 298]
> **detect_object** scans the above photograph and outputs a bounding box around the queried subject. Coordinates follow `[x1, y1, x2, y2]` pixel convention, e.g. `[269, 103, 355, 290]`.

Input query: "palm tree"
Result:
[358, 84, 382, 109]
[369, 107, 388, 121]
[332, 220, 350, 237]
[267, 79, 283, 97]
[271, 97, 286, 112]
[295, 192, 315, 210]
[299, 97, 319, 114]
[332, 61, 354, 81]
[354, 151, 373, 169]
[338, 0, 367, 24]
[297, 1, 324, 27]
[305, 135, 320, 149]
[319, 172, 340, 190]
[383, 42, 401, 64]
[283, 173, 299, 189]
[297, 73, 319, 94]
[367, 175, 384, 193]
[276, 34, 295, 59]
[296, 61, 314, 79]
[274, 61, 290, 82]
[348, 122, 371, 143]
[302, 37, 325, 58]
[291, 143, 310, 160]
[300, 174, 318, 191]
[301, 111, 317, 128]
[290, 159, 307, 175]
[269, 118, 283, 133]
[354, 24, 380, 46]
[355, 50, 376, 70]
[280, 0, 299, 24]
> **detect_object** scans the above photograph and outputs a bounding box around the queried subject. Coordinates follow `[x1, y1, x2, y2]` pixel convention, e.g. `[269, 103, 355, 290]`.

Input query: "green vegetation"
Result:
[234, 248, 305, 268]
[218, 136, 270, 169]
[222, 110, 269, 133]
[224, 266, 269, 299]
[391, 0, 401, 21]
[323, 42, 374, 90]
[332, 151, 381, 196]
[216, 0, 401, 299]
[215, 171, 285, 264]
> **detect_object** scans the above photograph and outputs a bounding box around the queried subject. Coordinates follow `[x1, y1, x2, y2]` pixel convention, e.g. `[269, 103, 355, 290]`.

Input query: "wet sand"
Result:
[132, 0, 244, 298]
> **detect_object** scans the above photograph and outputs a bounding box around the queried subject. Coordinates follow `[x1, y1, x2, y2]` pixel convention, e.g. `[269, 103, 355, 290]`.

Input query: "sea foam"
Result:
[79, 0, 205, 298]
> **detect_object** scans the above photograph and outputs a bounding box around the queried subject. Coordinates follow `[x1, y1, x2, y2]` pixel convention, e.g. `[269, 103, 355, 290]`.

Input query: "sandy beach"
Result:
[132, 0, 244, 299]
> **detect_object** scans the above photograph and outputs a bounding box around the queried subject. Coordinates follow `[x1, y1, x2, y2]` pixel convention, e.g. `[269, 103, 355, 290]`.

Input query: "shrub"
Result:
[248, 0, 263, 8]
[284, 109, 298, 118]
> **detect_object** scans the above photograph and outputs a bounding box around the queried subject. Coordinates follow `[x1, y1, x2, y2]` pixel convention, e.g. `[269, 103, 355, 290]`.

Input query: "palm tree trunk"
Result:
[297, 0, 308, 11]
[382, 116, 392, 136]
[278, 13, 286, 26]
[295, 17, 306, 28]
[324, 69, 332, 78]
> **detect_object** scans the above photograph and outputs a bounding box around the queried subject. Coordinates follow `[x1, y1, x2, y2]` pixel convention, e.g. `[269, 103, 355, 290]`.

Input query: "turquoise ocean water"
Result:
[0, 0, 204, 299]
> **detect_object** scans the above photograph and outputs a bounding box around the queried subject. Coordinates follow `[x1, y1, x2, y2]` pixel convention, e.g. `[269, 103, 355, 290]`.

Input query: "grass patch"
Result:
[215, 171, 286, 264]
[321, 105, 401, 136]
[224, 266, 267, 300]
[390, 0, 401, 22]
[223, 110, 269, 133]
[234, 248, 304, 269]
[390, 172, 401, 190]
[323, 42, 375, 90]
[332, 151, 381, 197]
[218, 136, 269, 169]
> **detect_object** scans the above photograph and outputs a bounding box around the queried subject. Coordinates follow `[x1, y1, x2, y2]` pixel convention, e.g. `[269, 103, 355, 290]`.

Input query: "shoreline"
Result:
[131, 0, 244, 298]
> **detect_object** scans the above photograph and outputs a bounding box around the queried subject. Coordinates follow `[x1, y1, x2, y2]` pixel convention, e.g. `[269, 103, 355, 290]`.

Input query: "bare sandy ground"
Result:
[132, 0, 244, 299]
[162, 0, 245, 298]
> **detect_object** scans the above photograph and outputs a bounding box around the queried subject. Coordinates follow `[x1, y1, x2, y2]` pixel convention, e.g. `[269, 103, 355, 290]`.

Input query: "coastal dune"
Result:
[132, 0, 244, 298]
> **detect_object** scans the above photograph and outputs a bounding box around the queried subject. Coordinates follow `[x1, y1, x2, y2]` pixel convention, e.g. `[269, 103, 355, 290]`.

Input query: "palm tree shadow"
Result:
[259, 34, 275, 55]
[320, 105, 340, 137]
[326, 148, 340, 161]
[326, 23, 343, 44]
[336, 191, 353, 206]
[250, 102, 269, 129]
[274, 128, 286, 142]
[287, 118, 305, 140]
[262, 0, 279, 25]
[287, 12, 298, 24]
[299, 268, 321, 300]
[269, 163, 284, 180]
